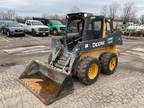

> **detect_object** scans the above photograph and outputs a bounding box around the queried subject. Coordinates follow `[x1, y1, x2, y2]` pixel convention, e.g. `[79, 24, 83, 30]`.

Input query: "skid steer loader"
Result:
[19, 12, 123, 105]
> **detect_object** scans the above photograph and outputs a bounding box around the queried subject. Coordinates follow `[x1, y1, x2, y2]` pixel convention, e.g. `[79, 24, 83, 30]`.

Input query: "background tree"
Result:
[122, 0, 137, 22]
[0, 10, 4, 19]
[100, 5, 108, 17]
[71, 5, 80, 13]
[49, 14, 60, 19]
[16, 16, 25, 23]
[7, 10, 16, 20]
[100, 2, 119, 19]
[108, 1, 119, 19]
[41, 13, 48, 18]
[0, 10, 6, 19]
[140, 15, 144, 24]
[0, 10, 16, 20]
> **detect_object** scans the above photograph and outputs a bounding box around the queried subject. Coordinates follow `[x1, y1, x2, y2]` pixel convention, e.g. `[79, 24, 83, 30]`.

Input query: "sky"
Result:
[0, 0, 144, 17]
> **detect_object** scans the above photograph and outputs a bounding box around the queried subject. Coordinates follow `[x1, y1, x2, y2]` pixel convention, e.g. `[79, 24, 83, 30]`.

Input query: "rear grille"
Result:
[39, 28, 48, 31]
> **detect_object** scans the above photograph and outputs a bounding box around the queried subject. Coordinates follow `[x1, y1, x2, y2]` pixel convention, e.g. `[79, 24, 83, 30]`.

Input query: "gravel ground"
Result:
[0, 34, 144, 108]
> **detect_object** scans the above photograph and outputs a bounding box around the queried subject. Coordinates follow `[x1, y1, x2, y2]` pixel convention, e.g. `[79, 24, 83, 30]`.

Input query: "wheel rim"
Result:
[88, 64, 98, 80]
[109, 57, 116, 71]
[32, 31, 35, 35]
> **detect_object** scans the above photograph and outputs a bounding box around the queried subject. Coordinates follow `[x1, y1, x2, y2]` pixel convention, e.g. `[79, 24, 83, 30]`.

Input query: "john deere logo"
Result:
[108, 37, 113, 44]
[92, 41, 105, 48]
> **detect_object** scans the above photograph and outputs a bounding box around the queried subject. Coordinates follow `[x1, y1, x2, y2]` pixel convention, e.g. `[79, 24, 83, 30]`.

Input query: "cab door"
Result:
[84, 17, 104, 41]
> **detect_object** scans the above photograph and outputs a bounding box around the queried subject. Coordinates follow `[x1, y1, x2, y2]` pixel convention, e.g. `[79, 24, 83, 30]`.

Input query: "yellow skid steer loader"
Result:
[19, 12, 123, 105]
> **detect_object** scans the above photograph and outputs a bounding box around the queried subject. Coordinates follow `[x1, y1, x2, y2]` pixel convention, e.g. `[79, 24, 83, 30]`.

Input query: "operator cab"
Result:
[65, 12, 113, 51]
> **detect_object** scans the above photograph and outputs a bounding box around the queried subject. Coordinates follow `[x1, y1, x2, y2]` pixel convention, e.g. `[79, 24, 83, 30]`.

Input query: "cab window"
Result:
[93, 21, 102, 31]
[86, 19, 102, 40]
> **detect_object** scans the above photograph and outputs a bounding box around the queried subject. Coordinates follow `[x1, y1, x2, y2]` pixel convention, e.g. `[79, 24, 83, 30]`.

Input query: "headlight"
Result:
[84, 13, 87, 17]
[66, 15, 69, 19]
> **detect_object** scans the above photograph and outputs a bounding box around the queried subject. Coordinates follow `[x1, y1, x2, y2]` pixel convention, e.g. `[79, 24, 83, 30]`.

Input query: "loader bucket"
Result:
[19, 60, 74, 105]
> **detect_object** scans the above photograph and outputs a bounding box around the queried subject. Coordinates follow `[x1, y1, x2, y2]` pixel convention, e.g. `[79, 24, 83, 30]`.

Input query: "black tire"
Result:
[77, 57, 101, 85]
[100, 53, 118, 75]
[48, 52, 52, 64]
[2, 29, 5, 34]
[23, 34, 25, 37]
[45, 33, 49, 36]
[32, 30, 36, 36]
[53, 29, 58, 35]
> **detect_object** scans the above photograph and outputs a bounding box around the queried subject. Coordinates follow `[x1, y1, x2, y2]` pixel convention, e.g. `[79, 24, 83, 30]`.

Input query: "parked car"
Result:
[2, 21, 25, 36]
[24, 20, 49, 36]
[33, 18, 66, 35]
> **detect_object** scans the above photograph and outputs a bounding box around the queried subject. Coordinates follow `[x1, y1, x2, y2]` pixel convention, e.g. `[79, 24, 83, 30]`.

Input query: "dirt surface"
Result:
[0, 34, 144, 108]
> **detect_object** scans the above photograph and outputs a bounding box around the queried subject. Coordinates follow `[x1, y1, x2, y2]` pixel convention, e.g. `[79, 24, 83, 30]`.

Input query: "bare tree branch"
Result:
[0, 10, 16, 20]
[100, 2, 119, 19]
[140, 15, 144, 24]
[108, 1, 119, 19]
[100, 5, 108, 17]
[71, 5, 80, 13]
[41, 13, 48, 18]
[122, 0, 137, 22]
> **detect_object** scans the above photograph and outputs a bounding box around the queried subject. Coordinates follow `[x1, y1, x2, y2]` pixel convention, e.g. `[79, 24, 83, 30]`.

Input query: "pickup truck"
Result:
[24, 20, 49, 36]
[48, 20, 66, 35]
[33, 18, 66, 35]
